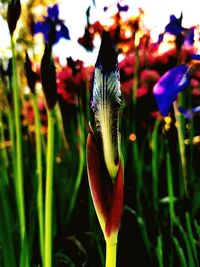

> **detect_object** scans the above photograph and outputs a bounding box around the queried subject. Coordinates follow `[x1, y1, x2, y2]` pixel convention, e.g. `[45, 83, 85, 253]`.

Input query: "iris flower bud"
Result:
[40, 43, 57, 110]
[7, 0, 21, 35]
[91, 30, 122, 180]
[87, 31, 124, 244]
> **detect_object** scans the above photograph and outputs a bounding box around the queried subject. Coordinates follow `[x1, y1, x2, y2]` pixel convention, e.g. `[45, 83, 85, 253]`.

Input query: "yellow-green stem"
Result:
[11, 37, 29, 266]
[173, 101, 188, 197]
[55, 104, 68, 149]
[32, 95, 44, 265]
[66, 111, 84, 224]
[152, 118, 160, 213]
[44, 109, 55, 267]
[166, 148, 175, 234]
[105, 242, 117, 267]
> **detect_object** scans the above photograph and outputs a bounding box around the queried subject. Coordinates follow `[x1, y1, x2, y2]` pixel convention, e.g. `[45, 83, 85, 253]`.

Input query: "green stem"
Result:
[0, 176, 16, 267]
[44, 109, 55, 267]
[137, 215, 151, 256]
[55, 103, 68, 149]
[105, 242, 117, 267]
[66, 143, 84, 224]
[166, 146, 175, 232]
[152, 119, 160, 212]
[185, 212, 199, 266]
[66, 108, 85, 224]
[32, 94, 44, 265]
[156, 235, 163, 267]
[173, 101, 188, 197]
[132, 139, 142, 214]
[131, 121, 143, 216]
[11, 36, 29, 266]
[0, 112, 16, 267]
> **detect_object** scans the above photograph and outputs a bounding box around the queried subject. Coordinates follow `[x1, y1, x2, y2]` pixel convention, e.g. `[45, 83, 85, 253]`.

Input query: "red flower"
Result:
[86, 126, 124, 243]
[56, 59, 93, 105]
[137, 86, 148, 98]
[140, 69, 160, 85]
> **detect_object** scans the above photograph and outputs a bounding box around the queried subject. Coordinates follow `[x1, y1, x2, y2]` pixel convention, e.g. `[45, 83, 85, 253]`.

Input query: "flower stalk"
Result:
[44, 109, 55, 267]
[40, 42, 57, 267]
[87, 31, 124, 267]
[153, 63, 192, 198]
[6, 1, 29, 262]
[11, 36, 29, 267]
[105, 242, 117, 267]
[173, 101, 188, 197]
[25, 51, 45, 263]
[32, 94, 44, 264]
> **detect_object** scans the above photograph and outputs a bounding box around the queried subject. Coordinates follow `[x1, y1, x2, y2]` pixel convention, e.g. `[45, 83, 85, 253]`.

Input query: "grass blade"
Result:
[156, 235, 163, 267]
[173, 237, 188, 267]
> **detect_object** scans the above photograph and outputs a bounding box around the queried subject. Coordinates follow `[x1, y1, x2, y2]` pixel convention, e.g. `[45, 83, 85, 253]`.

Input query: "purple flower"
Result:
[104, 2, 129, 13]
[117, 2, 129, 12]
[157, 13, 192, 46]
[179, 106, 200, 120]
[191, 54, 200, 61]
[165, 14, 184, 36]
[184, 27, 195, 46]
[153, 65, 190, 116]
[34, 4, 70, 45]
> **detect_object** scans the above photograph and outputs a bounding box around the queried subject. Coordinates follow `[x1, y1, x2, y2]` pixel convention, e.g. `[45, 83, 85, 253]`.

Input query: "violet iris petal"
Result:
[153, 64, 190, 116]
[178, 107, 193, 120]
[193, 106, 200, 113]
[47, 4, 59, 20]
[117, 2, 129, 12]
[34, 4, 70, 44]
[58, 23, 70, 40]
[34, 21, 50, 42]
[179, 106, 200, 119]
[184, 28, 195, 46]
[191, 54, 200, 60]
[165, 14, 183, 35]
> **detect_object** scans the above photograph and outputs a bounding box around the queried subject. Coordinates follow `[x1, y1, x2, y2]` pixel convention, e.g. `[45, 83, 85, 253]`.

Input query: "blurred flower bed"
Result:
[0, 1, 200, 267]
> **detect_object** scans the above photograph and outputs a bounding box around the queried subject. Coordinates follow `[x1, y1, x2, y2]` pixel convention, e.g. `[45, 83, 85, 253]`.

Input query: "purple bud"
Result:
[25, 52, 37, 94]
[40, 44, 57, 110]
[7, 0, 21, 35]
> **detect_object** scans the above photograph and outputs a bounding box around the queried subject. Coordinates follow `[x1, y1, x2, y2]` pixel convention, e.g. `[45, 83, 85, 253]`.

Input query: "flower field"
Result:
[0, 1, 200, 267]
